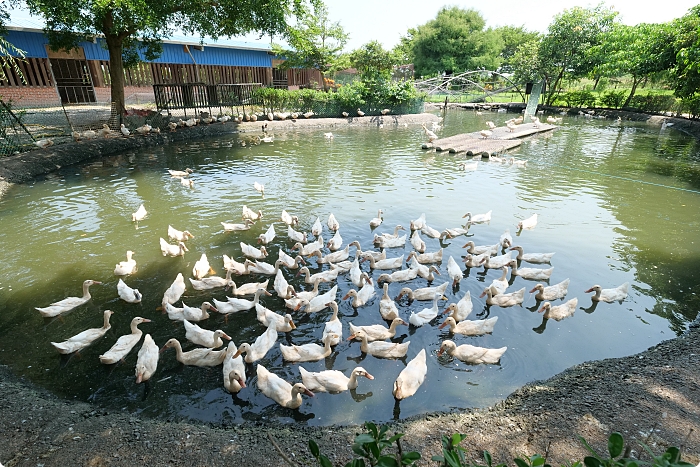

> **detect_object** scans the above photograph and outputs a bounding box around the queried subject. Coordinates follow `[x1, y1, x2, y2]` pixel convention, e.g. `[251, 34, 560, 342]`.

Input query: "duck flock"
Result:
[36, 170, 631, 412]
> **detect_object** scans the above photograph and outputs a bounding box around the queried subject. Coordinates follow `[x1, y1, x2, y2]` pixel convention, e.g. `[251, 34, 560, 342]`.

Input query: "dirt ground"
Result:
[1, 112, 699, 467]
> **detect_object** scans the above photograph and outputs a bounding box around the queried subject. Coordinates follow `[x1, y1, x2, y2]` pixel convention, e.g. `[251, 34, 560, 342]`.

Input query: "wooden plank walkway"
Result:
[422, 122, 556, 156]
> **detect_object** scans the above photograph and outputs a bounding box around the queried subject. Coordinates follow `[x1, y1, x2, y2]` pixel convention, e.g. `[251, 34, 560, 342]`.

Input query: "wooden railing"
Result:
[153, 82, 263, 111]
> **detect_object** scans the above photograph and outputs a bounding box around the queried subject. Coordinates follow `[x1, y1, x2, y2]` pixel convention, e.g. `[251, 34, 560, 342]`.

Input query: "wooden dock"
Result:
[423, 122, 556, 156]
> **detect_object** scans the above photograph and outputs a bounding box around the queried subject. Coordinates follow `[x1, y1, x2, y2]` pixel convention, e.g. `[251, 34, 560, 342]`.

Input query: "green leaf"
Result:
[432, 455, 446, 463]
[309, 439, 320, 458]
[369, 443, 381, 460]
[388, 433, 404, 443]
[484, 450, 493, 467]
[608, 432, 624, 458]
[320, 456, 334, 467]
[352, 445, 367, 457]
[584, 456, 603, 467]
[532, 455, 546, 467]
[579, 436, 599, 456]
[377, 455, 399, 467]
[355, 434, 376, 445]
[514, 458, 530, 467]
[348, 459, 366, 467]
[451, 433, 466, 446]
[665, 447, 680, 463]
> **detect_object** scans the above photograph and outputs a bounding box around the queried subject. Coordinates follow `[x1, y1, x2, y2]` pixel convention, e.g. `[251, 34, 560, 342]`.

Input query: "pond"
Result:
[1, 110, 699, 426]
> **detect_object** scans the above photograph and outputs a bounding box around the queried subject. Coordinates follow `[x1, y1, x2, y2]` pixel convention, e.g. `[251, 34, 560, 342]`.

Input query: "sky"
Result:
[7, 0, 700, 51]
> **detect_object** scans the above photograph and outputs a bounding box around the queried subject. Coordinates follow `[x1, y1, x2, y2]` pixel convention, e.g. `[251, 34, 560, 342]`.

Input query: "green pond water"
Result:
[0, 110, 699, 426]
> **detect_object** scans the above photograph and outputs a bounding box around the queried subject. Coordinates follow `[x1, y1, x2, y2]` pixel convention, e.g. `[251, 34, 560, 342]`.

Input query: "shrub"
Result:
[559, 90, 597, 108]
[599, 90, 627, 109]
[626, 93, 677, 114]
[677, 95, 700, 119]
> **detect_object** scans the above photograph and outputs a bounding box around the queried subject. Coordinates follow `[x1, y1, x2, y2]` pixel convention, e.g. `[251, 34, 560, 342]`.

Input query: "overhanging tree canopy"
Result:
[26, 0, 314, 115]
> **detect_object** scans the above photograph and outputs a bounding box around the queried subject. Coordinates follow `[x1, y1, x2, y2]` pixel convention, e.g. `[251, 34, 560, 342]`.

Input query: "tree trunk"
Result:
[105, 35, 125, 125]
[622, 76, 640, 108]
[593, 75, 600, 90]
[320, 70, 328, 92]
[547, 67, 566, 106]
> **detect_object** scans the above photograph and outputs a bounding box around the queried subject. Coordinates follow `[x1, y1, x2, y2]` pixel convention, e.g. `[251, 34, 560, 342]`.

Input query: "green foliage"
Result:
[272, 2, 348, 91]
[599, 90, 627, 109]
[514, 454, 551, 467]
[432, 433, 470, 467]
[679, 95, 700, 119]
[626, 93, 678, 113]
[558, 90, 597, 108]
[494, 25, 540, 74]
[349, 41, 398, 81]
[310, 422, 420, 467]
[671, 5, 700, 99]
[410, 7, 503, 77]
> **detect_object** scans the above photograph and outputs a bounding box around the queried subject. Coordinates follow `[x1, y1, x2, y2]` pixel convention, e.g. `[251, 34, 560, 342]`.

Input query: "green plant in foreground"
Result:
[310, 422, 421, 467]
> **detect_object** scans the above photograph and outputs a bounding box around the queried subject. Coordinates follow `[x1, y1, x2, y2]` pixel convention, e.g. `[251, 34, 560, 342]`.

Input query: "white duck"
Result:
[585, 282, 629, 302]
[161, 273, 186, 308]
[420, 224, 442, 239]
[36, 279, 102, 318]
[508, 260, 554, 281]
[397, 281, 448, 302]
[443, 291, 473, 322]
[284, 280, 322, 311]
[362, 253, 404, 270]
[278, 250, 306, 269]
[343, 279, 376, 308]
[183, 319, 231, 348]
[312, 217, 323, 237]
[189, 269, 234, 291]
[168, 168, 192, 177]
[165, 301, 214, 322]
[393, 349, 427, 400]
[223, 342, 247, 393]
[463, 210, 492, 225]
[327, 213, 340, 231]
[369, 210, 383, 228]
[439, 316, 498, 336]
[539, 298, 578, 321]
[240, 242, 267, 260]
[99, 317, 151, 364]
[327, 229, 343, 251]
[373, 233, 407, 248]
[232, 323, 278, 363]
[530, 279, 570, 301]
[463, 253, 488, 269]
[483, 286, 525, 307]
[135, 334, 159, 383]
[349, 318, 406, 342]
[117, 279, 142, 303]
[223, 255, 247, 275]
[281, 210, 299, 226]
[114, 250, 137, 275]
[349, 329, 409, 359]
[51, 310, 114, 354]
[310, 241, 360, 264]
[292, 236, 324, 256]
[241, 205, 263, 222]
[161, 338, 227, 367]
[168, 225, 194, 242]
[192, 253, 214, 280]
[274, 269, 296, 299]
[517, 214, 538, 230]
[438, 340, 507, 364]
[407, 249, 443, 264]
[439, 227, 469, 239]
[180, 177, 193, 188]
[377, 267, 418, 284]
[487, 267, 509, 295]
[408, 257, 440, 282]
[447, 256, 463, 287]
[243, 259, 283, 276]
[302, 285, 338, 313]
[287, 225, 307, 244]
[299, 366, 374, 393]
[280, 333, 337, 362]
[256, 365, 314, 409]
[410, 230, 426, 253]
[409, 293, 441, 327]
[131, 204, 147, 222]
[296, 266, 339, 284]
[410, 213, 426, 231]
[462, 241, 499, 256]
[160, 238, 188, 257]
[221, 219, 254, 232]
[422, 124, 437, 142]
[323, 301, 343, 345]
[500, 230, 513, 249]
[379, 283, 400, 320]
[255, 303, 297, 332]
[253, 181, 265, 195]
[509, 246, 555, 264]
[258, 224, 276, 245]
[221, 288, 271, 314]
[480, 252, 512, 270]
[380, 225, 406, 239]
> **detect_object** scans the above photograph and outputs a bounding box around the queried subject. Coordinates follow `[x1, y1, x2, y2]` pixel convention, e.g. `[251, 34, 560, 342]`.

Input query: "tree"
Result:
[409, 7, 503, 77]
[538, 4, 619, 104]
[494, 25, 540, 74]
[0, 0, 26, 84]
[26, 0, 312, 115]
[594, 22, 676, 107]
[271, 2, 347, 91]
[671, 5, 700, 99]
[349, 41, 397, 80]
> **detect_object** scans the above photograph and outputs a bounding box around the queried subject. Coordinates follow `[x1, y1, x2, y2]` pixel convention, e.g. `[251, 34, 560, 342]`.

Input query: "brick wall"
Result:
[94, 86, 155, 105]
[0, 86, 61, 107]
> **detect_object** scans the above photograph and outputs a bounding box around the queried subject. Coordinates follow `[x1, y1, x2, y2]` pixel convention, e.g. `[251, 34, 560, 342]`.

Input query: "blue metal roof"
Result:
[3, 27, 273, 67]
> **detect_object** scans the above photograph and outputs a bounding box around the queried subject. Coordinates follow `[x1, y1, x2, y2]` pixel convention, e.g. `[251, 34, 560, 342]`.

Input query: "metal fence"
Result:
[153, 83, 263, 116]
